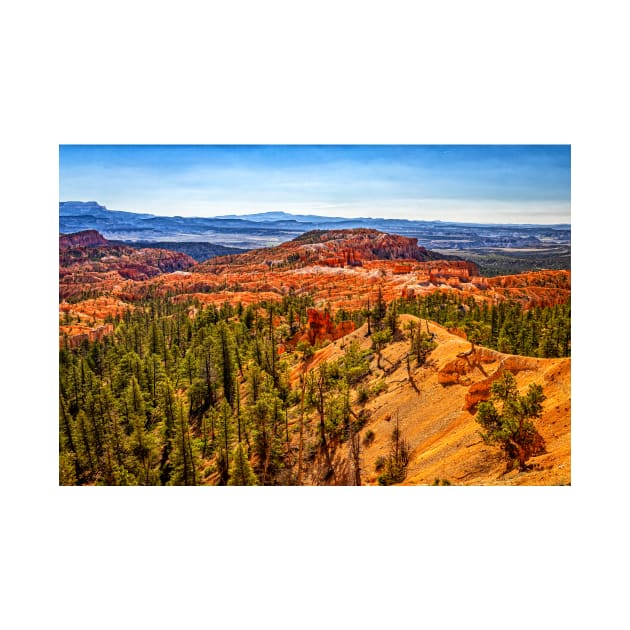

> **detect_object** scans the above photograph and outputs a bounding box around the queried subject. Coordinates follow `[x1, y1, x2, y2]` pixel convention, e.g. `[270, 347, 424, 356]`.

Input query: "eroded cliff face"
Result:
[295, 230, 448, 265]
[166, 229, 489, 312]
[58, 228, 570, 348]
[195, 228, 468, 271]
[60, 323, 114, 349]
[59, 231, 196, 300]
[300, 308, 356, 346]
[59, 230, 110, 249]
[485, 270, 571, 307]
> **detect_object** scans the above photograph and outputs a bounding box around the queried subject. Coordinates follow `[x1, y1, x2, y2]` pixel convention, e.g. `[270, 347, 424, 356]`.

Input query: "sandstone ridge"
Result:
[291, 315, 570, 486]
[59, 229, 109, 249]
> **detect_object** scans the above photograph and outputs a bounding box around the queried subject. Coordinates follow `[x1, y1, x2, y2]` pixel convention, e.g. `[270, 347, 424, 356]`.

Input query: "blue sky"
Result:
[59, 145, 571, 224]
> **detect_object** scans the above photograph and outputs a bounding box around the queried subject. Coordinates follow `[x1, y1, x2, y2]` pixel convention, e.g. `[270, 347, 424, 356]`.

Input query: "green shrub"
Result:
[371, 380, 388, 396]
[356, 385, 370, 405]
[363, 429, 375, 447]
[296, 340, 314, 359]
[433, 478, 452, 486]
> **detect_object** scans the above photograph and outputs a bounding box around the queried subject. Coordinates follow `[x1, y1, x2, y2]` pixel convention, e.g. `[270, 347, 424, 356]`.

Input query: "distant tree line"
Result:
[396, 292, 570, 358]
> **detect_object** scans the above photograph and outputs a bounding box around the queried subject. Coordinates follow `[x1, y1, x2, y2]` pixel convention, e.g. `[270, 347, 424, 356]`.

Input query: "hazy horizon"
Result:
[59, 145, 571, 225]
[59, 199, 571, 227]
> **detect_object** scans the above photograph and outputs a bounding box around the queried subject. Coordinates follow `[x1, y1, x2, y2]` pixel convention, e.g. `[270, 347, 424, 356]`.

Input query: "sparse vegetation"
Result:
[362, 429, 375, 447]
[432, 478, 452, 486]
[377, 417, 410, 485]
[475, 371, 546, 472]
[356, 385, 370, 405]
[407, 320, 437, 366]
[371, 379, 388, 396]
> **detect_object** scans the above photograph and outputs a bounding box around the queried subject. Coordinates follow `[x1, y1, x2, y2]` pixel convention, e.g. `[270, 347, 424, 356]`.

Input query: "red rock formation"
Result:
[58, 229, 571, 352]
[437, 358, 472, 385]
[464, 381, 492, 411]
[463, 354, 539, 412]
[59, 240, 196, 300]
[196, 229, 472, 272]
[336, 320, 356, 338]
[306, 308, 335, 345]
[60, 323, 114, 348]
[301, 308, 356, 346]
[486, 271, 571, 307]
[60, 230, 109, 249]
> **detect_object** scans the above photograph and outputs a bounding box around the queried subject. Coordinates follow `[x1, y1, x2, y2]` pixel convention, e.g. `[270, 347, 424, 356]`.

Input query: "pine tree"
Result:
[158, 379, 177, 485]
[476, 371, 546, 471]
[169, 400, 198, 485]
[215, 322, 236, 408]
[373, 287, 387, 328]
[385, 302, 401, 339]
[377, 416, 410, 485]
[215, 399, 234, 485]
[228, 443, 259, 485]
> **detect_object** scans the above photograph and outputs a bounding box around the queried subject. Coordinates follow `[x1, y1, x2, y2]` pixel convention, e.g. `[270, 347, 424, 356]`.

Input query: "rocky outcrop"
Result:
[59, 230, 109, 249]
[486, 270, 571, 307]
[437, 358, 473, 385]
[464, 380, 493, 411]
[462, 354, 539, 411]
[437, 346, 499, 386]
[437, 344, 541, 411]
[59, 239, 196, 300]
[196, 229, 473, 271]
[300, 308, 356, 346]
[298, 230, 462, 266]
[60, 323, 114, 348]
[58, 228, 571, 354]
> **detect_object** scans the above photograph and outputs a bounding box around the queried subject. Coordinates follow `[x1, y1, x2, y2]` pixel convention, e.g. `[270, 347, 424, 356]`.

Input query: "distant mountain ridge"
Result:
[59, 201, 571, 251]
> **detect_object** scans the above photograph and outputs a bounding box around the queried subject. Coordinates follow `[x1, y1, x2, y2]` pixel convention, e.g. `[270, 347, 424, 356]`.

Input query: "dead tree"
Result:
[348, 418, 362, 486]
[315, 369, 335, 482]
[406, 353, 421, 394]
[457, 339, 476, 359]
[297, 374, 306, 485]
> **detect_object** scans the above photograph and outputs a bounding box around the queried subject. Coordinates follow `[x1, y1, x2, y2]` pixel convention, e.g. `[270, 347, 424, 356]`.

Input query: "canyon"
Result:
[59, 201, 571, 263]
[59, 227, 570, 485]
[60, 229, 570, 343]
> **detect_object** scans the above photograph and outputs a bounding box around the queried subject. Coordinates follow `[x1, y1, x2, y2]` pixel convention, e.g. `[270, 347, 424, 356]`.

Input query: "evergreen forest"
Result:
[59, 290, 570, 485]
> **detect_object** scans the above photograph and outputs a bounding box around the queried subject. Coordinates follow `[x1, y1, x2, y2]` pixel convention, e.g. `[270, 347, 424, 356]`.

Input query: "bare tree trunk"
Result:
[180, 402, 189, 485]
[457, 340, 476, 358]
[317, 394, 334, 482]
[348, 420, 361, 486]
[406, 353, 420, 394]
[236, 386, 242, 444]
[297, 376, 306, 485]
